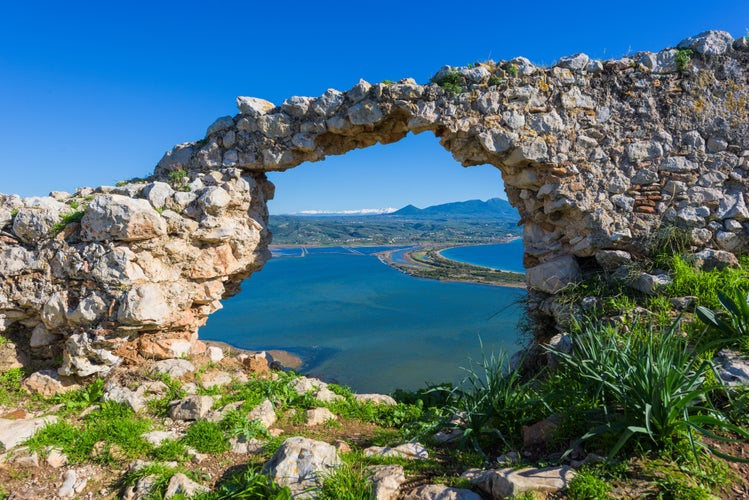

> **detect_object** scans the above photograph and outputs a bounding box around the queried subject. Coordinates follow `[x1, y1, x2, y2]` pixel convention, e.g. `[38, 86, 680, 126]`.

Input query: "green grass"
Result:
[318, 460, 371, 500]
[194, 465, 291, 500]
[0, 367, 25, 407]
[184, 420, 229, 454]
[430, 71, 464, 95]
[567, 468, 612, 499]
[25, 401, 151, 463]
[50, 209, 86, 235]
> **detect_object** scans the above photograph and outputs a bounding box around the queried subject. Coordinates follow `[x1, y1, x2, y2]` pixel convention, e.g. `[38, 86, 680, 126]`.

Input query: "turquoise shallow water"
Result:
[201, 245, 526, 393]
[440, 240, 525, 273]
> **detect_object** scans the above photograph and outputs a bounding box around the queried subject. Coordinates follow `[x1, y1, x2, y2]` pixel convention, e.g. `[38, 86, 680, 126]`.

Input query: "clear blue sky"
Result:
[1, 2, 747, 214]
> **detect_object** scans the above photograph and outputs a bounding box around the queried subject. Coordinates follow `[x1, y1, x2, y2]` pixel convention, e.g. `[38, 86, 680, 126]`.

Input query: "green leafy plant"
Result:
[567, 468, 612, 499]
[51, 377, 104, 411]
[697, 289, 749, 352]
[184, 420, 229, 454]
[318, 461, 371, 500]
[431, 71, 464, 95]
[194, 465, 292, 499]
[676, 48, 693, 73]
[506, 64, 519, 77]
[552, 318, 749, 461]
[0, 367, 25, 407]
[221, 409, 270, 441]
[442, 346, 546, 454]
[488, 75, 504, 86]
[167, 169, 190, 192]
[50, 209, 85, 235]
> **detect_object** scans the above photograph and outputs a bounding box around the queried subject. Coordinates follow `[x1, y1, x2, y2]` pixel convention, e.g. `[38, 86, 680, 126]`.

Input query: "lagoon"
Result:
[440, 239, 525, 273]
[200, 244, 526, 393]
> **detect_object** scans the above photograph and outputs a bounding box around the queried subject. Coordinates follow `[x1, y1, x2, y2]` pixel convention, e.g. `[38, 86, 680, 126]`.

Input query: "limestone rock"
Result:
[692, 249, 739, 271]
[200, 370, 233, 388]
[404, 484, 481, 500]
[237, 96, 275, 117]
[306, 407, 337, 426]
[142, 431, 180, 446]
[367, 464, 406, 500]
[364, 442, 428, 460]
[715, 349, 749, 386]
[354, 393, 397, 406]
[168, 395, 214, 421]
[81, 194, 166, 241]
[248, 399, 277, 429]
[153, 359, 196, 378]
[465, 466, 575, 498]
[527, 255, 581, 293]
[164, 473, 208, 499]
[0, 415, 57, 450]
[207, 345, 224, 362]
[263, 437, 341, 495]
[58, 469, 77, 499]
[22, 369, 79, 398]
[678, 30, 734, 56]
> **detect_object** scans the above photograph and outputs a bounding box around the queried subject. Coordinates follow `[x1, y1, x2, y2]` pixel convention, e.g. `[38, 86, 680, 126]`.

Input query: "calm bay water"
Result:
[201, 244, 525, 393]
[440, 239, 525, 273]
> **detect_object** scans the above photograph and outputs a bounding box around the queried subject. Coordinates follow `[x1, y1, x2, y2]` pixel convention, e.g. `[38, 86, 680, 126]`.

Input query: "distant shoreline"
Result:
[270, 239, 526, 289]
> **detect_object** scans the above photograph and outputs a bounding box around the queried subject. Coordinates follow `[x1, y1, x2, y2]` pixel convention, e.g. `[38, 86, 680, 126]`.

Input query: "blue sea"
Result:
[200, 243, 526, 393]
[440, 239, 525, 273]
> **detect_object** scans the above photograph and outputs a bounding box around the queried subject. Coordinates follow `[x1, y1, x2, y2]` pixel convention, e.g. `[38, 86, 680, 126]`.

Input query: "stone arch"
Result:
[1, 31, 748, 376]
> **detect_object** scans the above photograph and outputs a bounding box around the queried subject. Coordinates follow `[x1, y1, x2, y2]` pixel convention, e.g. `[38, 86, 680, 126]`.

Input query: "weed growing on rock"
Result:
[676, 48, 693, 73]
[50, 209, 85, 236]
[167, 169, 190, 192]
[431, 71, 464, 95]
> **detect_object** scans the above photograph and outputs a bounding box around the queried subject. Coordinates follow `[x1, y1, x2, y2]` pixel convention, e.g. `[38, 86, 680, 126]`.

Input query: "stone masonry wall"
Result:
[1, 31, 748, 377]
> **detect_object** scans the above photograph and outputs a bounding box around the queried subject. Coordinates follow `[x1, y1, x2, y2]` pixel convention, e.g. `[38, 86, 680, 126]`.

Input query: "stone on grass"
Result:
[692, 249, 739, 271]
[142, 431, 180, 446]
[22, 369, 79, 398]
[263, 437, 340, 496]
[46, 447, 68, 468]
[367, 464, 406, 500]
[207, 345, 224, 362]
[248, 399, 277, 428]
[154, 359, 195, 378]
[715, 349, 749, 386]
[465, 466, 575, 498]
[306, 407, 337, 426]
[164, 472, 209, 499]
[168, 395, 214, 421]
[364, 442, 428, 460]
[404, 484, 481, 500]
[200, 370, 233, 389]
[0, 415, 57, 451]
[522, 418, 558, 447]
[230, 435, 266, 454]
[354, 393, 397, 406]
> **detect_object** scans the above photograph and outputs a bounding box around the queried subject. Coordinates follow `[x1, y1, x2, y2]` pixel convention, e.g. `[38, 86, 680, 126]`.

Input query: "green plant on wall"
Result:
[167, 169, 190, 192]
[431, 71, 464, 96]
[676, 49, 693, 73]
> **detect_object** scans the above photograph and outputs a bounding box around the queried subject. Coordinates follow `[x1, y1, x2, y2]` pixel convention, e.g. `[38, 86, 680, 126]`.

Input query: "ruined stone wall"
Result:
[1, 31, 748, 377]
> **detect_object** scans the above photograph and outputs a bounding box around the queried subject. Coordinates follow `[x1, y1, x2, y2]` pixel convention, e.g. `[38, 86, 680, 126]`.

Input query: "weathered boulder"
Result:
[404, 484, 481, 500]
[0, 415, 57, 450]
[263, 437, 341, 496]
[81, 194, 167, 241]
[367, 464, 406, 500]
[464, 466, 575, 498]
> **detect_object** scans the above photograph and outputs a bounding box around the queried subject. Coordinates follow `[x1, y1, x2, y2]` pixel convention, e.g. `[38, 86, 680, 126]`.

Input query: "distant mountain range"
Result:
[389, 198, 517, 220]
[270, 198, 520, 246]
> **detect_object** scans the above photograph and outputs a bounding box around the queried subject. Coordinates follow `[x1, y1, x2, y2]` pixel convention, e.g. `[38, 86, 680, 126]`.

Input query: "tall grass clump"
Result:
[697, 289, 749, 353]
[667, 255, 749, 309]
[551, 318, 749, 461]
[441, 346, 547, 454]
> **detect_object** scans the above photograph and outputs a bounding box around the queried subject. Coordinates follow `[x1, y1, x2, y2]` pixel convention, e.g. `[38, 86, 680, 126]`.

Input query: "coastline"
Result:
[269, 240, 527, 289]
[202, 339, 303, 370]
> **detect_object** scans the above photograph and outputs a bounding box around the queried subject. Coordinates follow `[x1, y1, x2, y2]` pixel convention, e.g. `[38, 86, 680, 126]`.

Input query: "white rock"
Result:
[0, 415, 57, 450]
[364, 442, 428, 460]
[249, 399, 277, 429]
[81, 194, 166, 242]
[58, 469, 77, 499]
[404, 484, 481, 500]
[678, 30, 734, 56]
[263, 437, 341, 495]
[465, 466, 575, 498]
[168, 395, 215, 421]
[306, 407, 337, 426]
[354, 393, 397, 406]
[237, 96, 275, 117]
[207, 346, 224, 362]
[367, 464, 406, 500]
[164, 472, 209, 498]
[154, 359, 195, 378]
